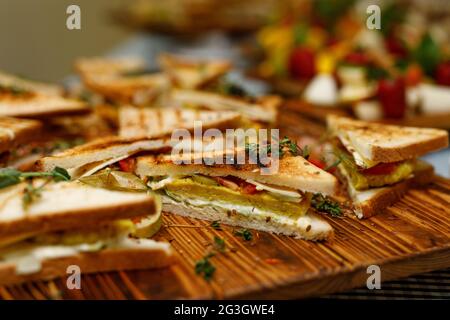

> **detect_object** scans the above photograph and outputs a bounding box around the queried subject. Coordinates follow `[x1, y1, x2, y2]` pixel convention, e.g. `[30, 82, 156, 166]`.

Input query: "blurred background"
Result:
[1, 0, 450, 82]
[0, 0, 128, 81]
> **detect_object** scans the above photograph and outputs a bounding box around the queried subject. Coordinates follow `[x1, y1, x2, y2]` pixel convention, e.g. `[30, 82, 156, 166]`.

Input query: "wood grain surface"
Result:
[1, 111, 449, 300]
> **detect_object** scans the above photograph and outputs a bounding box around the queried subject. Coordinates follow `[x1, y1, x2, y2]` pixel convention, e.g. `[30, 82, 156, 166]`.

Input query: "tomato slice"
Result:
[308, 157, 326, 170]
[361, 162, 397, 175]
[118, 157, 136, 173]
[240, 182, 258, 195]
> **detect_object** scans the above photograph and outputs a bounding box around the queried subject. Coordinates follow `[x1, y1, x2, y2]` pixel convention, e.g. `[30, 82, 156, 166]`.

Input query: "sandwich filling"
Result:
[0, 219, 170, 275]
[331, 138, 416, 190]
[146, 174, 312, 224]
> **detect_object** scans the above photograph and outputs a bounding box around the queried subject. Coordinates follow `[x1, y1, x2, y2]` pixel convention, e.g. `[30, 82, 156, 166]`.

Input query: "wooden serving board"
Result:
[1, 113, 449, 300]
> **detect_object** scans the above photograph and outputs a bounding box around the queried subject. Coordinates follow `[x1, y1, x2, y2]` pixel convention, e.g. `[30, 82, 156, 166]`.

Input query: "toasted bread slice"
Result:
[163, 199, 333, 241]
[0, 243, 173, 286]
[119, 106, 241, 138]
[37, 136, 170, 173]
[0, 117, 42, 154]
[136, 154, 338, 196]
[0, 93, 89, 118]
[158, 53, 232, 89]
[170, 89, 280, 123]
[0, 180, 160, 239]
[82, 73, 170, 105]
[75, 57, 147, 77]
[327, 115, 449, 163]
[0, 71, 62, 96]
[338, 160, 435, 218]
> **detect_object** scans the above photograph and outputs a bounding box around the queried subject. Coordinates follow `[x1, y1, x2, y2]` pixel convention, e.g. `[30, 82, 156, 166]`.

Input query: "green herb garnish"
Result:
[22, 180, 47, 209]
[0, 167, 71, 190]
[210, 220, 222, 230]
[218, 80, 249, 97]
[1, 167, 71, 209]
[311, 194, 342, 217]
[324, 157, 342, 172]
[234, 228, 253, 241]
[195, 253, 216, 281]
[213, 236, 226, 253]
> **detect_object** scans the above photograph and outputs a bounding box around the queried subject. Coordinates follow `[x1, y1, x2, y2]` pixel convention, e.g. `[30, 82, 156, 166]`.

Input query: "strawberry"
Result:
[436, 61, 450, 87]
[377, 77, 406, 119]
[288, 47, 316, 80]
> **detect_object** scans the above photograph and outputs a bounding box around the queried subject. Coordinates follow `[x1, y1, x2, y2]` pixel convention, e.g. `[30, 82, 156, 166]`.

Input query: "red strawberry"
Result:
[377, 77, 406, 119]
[436, 61, 450, 87]
[288, 47, 316, 80]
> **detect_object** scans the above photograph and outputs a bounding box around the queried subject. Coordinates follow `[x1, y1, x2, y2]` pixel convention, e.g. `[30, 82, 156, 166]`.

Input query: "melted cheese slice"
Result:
[68, 154, 130, 179]
[245, 179, 302, 202]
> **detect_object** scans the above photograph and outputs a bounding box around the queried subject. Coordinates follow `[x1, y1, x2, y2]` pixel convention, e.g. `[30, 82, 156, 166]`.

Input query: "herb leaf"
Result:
[210, 220, 222, 230]
[0, 168, 22, 189]
[22, 181, 46, 209]
[0, 167, 71, 190]
[324, 158, 342, 171]
[195, 253, 216, 281]
[311, 194, 342, 217]
[51, 167, 71, 182]
[213, 236, 226, 253]
[234, 228, 253, 241]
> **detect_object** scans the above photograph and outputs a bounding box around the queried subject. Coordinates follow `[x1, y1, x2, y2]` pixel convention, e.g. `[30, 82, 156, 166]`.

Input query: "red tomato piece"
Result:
[240, 182, 258, 195]
[308, 157, 326, 169]
[118, 157, 136, 173]
[361, 162, 398, 175]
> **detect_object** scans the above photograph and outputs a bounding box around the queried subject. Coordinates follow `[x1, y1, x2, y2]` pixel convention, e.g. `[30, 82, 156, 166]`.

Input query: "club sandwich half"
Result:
[0, 72, 89, 118]
[169, 89, 280, 124]
[118, 106, 241, 138]
[135, 146, 338, 241]
[37, 136, 170, 179]
[0, 179, 172, 285]
[327, 115, 449, 218]
[158, 53, 232, 89]
[75, 57, 170, 105]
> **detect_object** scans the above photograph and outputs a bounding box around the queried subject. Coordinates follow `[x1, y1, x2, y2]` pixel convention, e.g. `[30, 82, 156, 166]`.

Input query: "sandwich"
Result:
[75, 57, 170, 105]
[37, 136, 170, 179]
[118, 106, 241, 138]
[0, 71, 62, 96]
[0, 81, 89, 118]
[326, 115, 449, 218]
[134, 144, 338, 241]
[158, 53, 232, 89]
[169, 89, 280, 124]
[0, 117, 43, 168]
[0, 177, 172, 286]
[75, 57, 147, 78]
